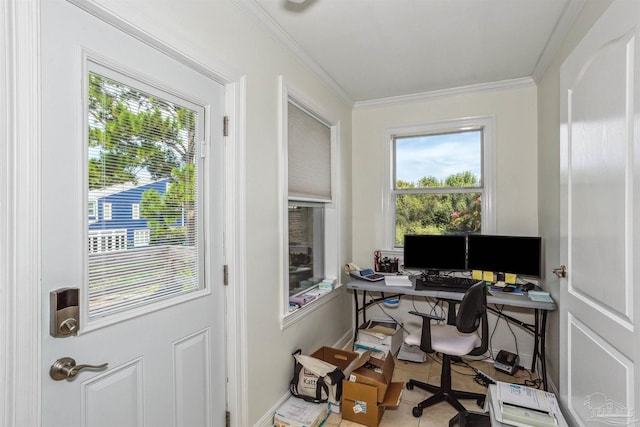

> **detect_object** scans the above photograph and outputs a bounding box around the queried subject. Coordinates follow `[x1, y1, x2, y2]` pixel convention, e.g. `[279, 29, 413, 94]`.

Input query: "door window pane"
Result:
[87, 65, 203, 319]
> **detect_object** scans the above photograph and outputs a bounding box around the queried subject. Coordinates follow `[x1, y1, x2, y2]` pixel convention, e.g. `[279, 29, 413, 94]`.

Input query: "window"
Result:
[384, 117, 495, 248]
[88, 201, 97, 219]
[287, 100, 331, 297]
[281, 77, 340, 324]
[103, 202, 112, 220]
[132, 203, 140, 220]
[133, 229, 150, 247]
[86, 60, 205, 319]
[288, 203, 324, 296]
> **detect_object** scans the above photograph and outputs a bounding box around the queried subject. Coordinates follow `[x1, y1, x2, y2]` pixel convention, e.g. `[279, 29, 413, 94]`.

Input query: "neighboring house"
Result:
[88, 178, 171, 252]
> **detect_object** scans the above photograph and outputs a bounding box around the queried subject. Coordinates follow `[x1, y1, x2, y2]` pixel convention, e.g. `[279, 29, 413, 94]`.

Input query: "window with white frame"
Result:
[287, 100, 331, 297]
[87, 61, 206, 319]
[103, 202, 112, 220]
[133, 229, 150, 247]
[385, 117, 495, 248]
[88, 200, 97, 219]
[132, 203, 140, 220]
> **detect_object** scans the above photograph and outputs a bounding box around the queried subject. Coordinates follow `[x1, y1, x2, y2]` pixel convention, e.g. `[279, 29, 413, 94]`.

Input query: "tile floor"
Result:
[323, 355, 540, 427]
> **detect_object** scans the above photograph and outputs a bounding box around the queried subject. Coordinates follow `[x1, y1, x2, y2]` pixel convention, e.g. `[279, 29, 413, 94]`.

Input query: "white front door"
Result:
[560, 1, 640, 425]
[41, 1, 226, 426]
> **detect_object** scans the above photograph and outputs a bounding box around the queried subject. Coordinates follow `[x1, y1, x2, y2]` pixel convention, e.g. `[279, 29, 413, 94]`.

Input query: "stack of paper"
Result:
[397, 342, 426, 362]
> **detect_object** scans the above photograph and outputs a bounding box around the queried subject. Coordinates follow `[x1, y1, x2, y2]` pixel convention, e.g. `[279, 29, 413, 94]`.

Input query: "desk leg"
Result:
[531, 309, 549, 391]
[540, 310, 548, 391]
[532, 310, 539, 373]
[353, 290, 362, 343]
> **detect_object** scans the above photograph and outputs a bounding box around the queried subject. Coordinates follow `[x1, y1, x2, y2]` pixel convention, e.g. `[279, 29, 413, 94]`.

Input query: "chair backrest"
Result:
[455, 281, 489, 355]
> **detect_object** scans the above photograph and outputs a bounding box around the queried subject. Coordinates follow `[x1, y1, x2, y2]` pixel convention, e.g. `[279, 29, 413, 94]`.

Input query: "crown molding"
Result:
[531, 0, 585, 83]
[353, 77, 536, 110]
[230, 0, 353, 106]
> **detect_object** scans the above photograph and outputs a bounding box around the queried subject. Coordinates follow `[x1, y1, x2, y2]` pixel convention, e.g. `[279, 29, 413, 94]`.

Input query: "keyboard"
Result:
[415, 275, 479, 292]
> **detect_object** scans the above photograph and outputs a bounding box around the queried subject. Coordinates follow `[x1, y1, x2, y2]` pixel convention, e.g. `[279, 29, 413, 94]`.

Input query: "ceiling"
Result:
[237, 0, 584, 104]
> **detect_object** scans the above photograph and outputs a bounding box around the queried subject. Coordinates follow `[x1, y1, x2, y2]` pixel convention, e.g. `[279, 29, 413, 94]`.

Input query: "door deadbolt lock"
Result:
[50, 287, 79, 337]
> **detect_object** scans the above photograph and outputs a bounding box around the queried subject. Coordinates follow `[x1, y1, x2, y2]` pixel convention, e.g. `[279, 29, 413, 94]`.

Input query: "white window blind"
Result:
[288, 102, 331, 201]
[87, 65, 202, 319]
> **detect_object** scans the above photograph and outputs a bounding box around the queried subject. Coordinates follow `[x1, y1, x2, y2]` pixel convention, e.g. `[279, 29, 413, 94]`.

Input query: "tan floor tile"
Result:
[379, 402, 420, 427]
[324, 411, 342, 426]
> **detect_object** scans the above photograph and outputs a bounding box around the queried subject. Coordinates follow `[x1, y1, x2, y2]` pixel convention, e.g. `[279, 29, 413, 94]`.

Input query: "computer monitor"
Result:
[403, 234, 467, 273]
[467, 234, 542, 278]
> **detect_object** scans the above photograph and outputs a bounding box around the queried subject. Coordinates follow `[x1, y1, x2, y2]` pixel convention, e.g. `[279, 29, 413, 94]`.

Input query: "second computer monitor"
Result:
[467, 234, 542, 278]
[403, 234, 467, 273]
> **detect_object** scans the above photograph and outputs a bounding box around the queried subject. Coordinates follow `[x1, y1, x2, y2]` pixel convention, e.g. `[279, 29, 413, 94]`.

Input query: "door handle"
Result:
[552, 265, 567, 278]
[50, 357, 108, 381]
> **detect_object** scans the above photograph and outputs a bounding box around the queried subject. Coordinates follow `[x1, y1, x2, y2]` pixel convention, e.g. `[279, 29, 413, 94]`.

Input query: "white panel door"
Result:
[560, 1, 640, 425]
[41, 1, 226, 426]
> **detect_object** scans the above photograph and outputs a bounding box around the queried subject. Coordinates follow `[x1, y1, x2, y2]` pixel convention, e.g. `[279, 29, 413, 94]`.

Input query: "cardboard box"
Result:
[306, 346, 367, 405]
[341, 353, 403, 427]
[274, 396, 329, 427]
[357, 319, 403, 356]
[309, 346, 362, 373]
[349, 351, 396, 403]
[342, 381, 403, 427]
[353, 342, 388, 360]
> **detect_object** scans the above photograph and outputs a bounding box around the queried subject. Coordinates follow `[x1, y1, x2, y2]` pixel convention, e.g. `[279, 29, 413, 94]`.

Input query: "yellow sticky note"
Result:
[483, 271, 494, 282]
[472, 270, 483, 280]
[505, 273, 517, 284]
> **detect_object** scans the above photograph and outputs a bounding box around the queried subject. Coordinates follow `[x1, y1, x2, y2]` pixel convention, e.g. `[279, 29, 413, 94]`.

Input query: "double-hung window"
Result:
[287, 101, 330, 295]
[384, 117, 495, 248]
[282, 78, 339, 322]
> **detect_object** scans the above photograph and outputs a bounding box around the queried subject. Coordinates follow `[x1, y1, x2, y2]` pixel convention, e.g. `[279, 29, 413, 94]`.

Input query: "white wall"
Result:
[537, 0, 613, 391]
[352, 85, 539, 362]
[62, 1, 354, 425]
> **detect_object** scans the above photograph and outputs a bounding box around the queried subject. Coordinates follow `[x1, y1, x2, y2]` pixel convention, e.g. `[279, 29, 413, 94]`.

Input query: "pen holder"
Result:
[375, 260, 398, 273]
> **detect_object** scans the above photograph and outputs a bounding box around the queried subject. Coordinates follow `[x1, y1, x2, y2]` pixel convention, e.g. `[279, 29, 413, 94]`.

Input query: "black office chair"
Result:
[405, 281, 489, 419]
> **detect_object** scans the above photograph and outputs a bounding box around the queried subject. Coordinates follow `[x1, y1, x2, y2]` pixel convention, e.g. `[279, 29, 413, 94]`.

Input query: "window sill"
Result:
[281, 283, 344, 330]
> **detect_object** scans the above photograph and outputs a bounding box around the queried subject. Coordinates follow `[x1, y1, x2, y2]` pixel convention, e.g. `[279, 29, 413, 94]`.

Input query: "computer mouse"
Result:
[522, 283, 535, 292]
[502, 285, 515, 292]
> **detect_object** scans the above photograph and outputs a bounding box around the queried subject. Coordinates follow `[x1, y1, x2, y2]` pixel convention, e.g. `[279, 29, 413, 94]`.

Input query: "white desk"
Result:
[347, 279, 556, 390]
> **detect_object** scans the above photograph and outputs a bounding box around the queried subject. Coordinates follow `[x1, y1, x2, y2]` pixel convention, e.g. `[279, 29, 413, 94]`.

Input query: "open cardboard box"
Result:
[306, 346, 371, 410]
[341, 351, 403, 427]
[310, 346, 366, 377]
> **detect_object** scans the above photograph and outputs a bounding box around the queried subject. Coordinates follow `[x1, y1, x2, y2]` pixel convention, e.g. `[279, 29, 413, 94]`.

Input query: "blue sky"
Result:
[395, 131, 481, 184]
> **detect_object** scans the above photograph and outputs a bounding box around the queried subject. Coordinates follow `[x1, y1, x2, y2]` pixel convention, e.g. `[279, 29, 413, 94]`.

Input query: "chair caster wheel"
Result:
[406, 382, 414, 390]
[412, 407, 423, 417]
[476, 397, 485, 407]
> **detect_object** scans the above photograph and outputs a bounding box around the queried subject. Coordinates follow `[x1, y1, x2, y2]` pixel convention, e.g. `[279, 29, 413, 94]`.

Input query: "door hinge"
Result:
[223, 265, 228, 286]
[223, 116, 229, 137]
[226, 410, 230, 427]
